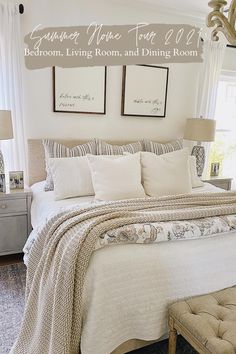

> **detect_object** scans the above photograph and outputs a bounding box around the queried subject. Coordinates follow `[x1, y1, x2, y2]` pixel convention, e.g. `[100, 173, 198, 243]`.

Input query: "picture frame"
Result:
[9, 171, 24, 190]
[121, 65, 169, 118]
[0, 174, 6, 193]
[210, 162, 220, 177]
[53, 66, 107, 114]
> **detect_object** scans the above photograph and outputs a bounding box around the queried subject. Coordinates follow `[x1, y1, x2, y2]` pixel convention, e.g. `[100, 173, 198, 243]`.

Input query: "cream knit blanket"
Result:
[10, 192, 236, 354]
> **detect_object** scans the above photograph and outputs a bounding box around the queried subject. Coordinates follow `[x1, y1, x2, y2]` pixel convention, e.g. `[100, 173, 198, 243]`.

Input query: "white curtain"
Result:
[195, 39, 226, 174]
[0, 1, 26, 175]
[196, 39, 226, 118]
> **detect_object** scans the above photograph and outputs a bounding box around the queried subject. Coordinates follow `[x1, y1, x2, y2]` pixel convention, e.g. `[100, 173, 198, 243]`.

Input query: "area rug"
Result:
[0, 264, 26, 354]
[0, 263, 196, 354]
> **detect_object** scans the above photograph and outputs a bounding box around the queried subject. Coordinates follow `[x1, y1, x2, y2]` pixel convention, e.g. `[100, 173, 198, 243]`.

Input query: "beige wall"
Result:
[21, 0, 204, 141]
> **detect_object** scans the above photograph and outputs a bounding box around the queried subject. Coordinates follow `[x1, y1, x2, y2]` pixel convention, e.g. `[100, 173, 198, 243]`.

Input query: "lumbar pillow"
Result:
[141, 148, 192, 197]
[49, 156, 95, 200]
[96, 139, 143, 155]
[189, 156, 204, 188]
[43, 139, 97, 191]
[143, 139, 183, 155]
[87, 153, 146, 201]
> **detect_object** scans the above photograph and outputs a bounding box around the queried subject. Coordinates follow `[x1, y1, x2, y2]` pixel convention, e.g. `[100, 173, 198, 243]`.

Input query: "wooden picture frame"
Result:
[121, 65, 169, 118]
[53, 66, 107, 114]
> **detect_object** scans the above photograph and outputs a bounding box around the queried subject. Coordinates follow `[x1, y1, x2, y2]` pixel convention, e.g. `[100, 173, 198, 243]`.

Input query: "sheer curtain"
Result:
[196, 39, 226, 119]
[195, 39, 226, 175]
[0, 1, 26, 175]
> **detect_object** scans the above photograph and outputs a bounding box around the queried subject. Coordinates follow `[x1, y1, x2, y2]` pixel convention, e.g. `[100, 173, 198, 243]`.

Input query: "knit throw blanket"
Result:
[10, 192, 236, 354]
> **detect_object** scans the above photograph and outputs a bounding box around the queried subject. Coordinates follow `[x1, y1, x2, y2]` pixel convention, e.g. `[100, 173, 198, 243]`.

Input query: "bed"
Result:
[21, 140, 236, 354]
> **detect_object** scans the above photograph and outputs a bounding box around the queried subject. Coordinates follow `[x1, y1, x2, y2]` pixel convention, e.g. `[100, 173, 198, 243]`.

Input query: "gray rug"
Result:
[0, 263, 196, 354]
[0, 264, 26, 354]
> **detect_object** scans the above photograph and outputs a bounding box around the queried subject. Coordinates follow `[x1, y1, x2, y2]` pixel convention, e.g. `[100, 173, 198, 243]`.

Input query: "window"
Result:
[209, 71, 236, 186]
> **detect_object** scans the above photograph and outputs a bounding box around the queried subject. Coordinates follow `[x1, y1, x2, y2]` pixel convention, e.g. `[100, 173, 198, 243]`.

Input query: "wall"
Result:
[21, 0, 204, 141]
[223, 46, 236, 71]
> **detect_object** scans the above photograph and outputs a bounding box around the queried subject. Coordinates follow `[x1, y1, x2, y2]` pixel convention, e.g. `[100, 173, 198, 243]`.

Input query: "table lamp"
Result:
[184, 118, 216, 177]
[0, 110, 13, 174]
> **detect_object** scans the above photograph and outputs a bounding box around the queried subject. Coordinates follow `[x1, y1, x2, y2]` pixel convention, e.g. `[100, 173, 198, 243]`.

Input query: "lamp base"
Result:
[191, 145, 205, 177]
[0, 150, 5, 174]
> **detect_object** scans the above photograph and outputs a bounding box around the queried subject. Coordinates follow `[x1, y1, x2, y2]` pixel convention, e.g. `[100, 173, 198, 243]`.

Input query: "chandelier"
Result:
[207, 0, 236, 44]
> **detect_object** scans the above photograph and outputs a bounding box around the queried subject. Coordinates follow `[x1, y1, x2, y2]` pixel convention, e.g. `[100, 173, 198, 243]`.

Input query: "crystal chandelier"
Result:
[207, 0, 236, 44]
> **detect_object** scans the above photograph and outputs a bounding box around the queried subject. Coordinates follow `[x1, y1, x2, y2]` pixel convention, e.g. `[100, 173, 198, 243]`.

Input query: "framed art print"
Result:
[121, 65, 169, 118]
[53, 66, 107, 114]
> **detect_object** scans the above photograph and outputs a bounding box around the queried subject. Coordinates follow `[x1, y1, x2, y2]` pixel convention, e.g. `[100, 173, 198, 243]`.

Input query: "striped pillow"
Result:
[43, 139, 97, 191]
[97, 139, 143, 155]
[143, 139, 183, 155]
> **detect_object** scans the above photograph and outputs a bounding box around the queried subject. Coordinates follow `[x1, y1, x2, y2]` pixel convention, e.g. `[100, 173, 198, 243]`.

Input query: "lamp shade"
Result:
[184, 118, 216, 142]
[0, 110, 13, 140]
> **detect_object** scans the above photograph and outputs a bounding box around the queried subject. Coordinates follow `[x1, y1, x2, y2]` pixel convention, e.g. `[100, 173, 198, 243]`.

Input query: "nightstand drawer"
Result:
[0, 198, 27, 214]
[217, 181, 231, 191]
[0, 215, 28, 255]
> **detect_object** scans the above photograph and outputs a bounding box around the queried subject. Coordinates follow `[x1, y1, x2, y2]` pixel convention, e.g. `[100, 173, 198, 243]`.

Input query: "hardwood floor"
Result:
[0, 253, 24, 266]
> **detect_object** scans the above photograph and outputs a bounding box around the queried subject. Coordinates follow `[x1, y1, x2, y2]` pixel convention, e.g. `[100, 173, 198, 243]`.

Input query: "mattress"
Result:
[28, 181, 236, 354]
[30, 181, 223, 229]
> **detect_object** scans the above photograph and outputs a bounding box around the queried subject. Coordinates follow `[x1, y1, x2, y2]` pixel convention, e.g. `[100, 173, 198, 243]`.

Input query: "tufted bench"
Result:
[168, 286, 236, 354]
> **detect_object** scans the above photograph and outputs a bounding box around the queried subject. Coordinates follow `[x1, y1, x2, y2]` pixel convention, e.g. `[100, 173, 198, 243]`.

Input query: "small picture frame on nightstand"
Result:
[210, 162, 220, 177]
[0, 174, 6, 193]
[9, 171, 24, 190]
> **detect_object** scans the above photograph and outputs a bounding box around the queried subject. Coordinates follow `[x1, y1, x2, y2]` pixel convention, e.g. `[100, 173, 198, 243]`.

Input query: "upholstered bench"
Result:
[168, 286, 236, 354]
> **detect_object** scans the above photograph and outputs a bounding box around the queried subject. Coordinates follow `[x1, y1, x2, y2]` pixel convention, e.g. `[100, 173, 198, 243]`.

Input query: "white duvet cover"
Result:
[28, 182, 236, 354]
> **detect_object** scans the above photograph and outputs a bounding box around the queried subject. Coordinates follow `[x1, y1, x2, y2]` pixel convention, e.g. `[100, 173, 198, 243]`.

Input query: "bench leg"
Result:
[168, 317, 177, 354]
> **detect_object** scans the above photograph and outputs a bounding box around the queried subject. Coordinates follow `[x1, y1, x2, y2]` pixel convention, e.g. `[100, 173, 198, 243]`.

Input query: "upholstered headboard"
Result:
[27, 139, 147, 186]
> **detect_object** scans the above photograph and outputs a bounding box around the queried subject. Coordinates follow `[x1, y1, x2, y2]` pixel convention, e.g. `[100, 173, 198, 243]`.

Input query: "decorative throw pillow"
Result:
[143, 139, 183, 155]
[189, 156, 204, 188]
[43, 139, 97, 191]
[87, 153, 146, 201]
[96, 139, 143, 155]
[141, 148, 192, 197]
[49, 157, 95, 200]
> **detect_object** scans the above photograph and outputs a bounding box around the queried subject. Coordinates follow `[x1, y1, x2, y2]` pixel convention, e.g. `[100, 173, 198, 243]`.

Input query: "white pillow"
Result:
[141, 148, 192, 197]
[49, 156, 95, 200]
[189, 156, 204, 188]
[49, 155, 125, 200]
[87, 153, 146, 201]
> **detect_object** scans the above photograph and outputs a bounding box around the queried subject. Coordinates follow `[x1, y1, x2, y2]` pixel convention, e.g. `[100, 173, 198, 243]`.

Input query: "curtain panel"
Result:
[196, 39, 226, 119]
[0, 1, 26, 175]
[195, 39, 226, 175]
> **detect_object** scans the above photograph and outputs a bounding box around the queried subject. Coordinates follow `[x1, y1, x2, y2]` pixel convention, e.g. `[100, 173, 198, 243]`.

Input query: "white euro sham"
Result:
[49, 156, 95, 200]
[87, 153, 146, 201]
[141, 148, 192, 197]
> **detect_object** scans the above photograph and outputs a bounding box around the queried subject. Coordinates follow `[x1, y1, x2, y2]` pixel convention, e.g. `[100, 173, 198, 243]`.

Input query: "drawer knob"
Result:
[1, 204, 7, 209]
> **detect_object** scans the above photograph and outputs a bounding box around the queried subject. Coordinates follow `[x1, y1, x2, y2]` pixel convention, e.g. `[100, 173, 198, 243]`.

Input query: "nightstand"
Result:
[0, 187, 32, 256]
[202, 177, 233, 191]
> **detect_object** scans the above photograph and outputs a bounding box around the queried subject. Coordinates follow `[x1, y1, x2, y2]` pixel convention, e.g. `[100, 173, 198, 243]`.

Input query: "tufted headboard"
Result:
[27, 138, 150, 186]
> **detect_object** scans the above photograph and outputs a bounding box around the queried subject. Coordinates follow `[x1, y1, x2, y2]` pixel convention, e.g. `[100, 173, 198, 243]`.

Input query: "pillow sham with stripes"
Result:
[143, 139, 183, 155]
[43, 139, 97, 191]
[96, 139, 143, 155]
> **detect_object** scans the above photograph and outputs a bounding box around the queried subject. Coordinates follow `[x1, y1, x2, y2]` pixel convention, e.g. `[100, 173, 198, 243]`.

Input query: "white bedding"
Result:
[30, 181, 94, 229]
[30, 181, 223, 229]
[28, 181, 236, 354]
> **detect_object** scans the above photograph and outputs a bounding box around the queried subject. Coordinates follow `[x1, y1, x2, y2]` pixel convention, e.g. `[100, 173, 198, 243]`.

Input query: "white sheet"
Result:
[30, 181, 223, 229]
[29, 181, 235, 354]
[30, 181, 95, 229]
